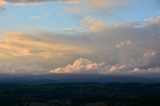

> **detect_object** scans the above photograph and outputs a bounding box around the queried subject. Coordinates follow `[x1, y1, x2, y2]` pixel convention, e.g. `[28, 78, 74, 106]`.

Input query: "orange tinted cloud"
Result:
[50, 58, 104, 74]
[87, 0, 130, 9]
[144, 16, 160, 23]
[82, 16, 107, 32]
[0, 32, 89, 58]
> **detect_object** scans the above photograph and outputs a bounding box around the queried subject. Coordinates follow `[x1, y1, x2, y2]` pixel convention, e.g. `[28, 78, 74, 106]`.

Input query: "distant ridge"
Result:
[0, 73, 160, 84]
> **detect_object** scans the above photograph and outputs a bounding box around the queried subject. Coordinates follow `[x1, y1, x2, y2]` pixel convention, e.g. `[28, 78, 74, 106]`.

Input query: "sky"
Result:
[0, 0, 160, 75]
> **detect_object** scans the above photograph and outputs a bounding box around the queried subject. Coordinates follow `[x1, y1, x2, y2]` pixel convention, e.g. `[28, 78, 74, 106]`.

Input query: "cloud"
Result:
[30, 16, 42, 20]
[109, 50, 160, 74]
[63, 28, 81, 33]
[116, 40, 132, 48]
[0, 0, 76, 7]
[82, 16, 108, 32]
[50, 17, 160, 75]
[1, 0, 131, 6]
[144, 16, 160, 23]
[51, 49, 160, 74]
[0, 0, 5, 5]
[0, 0, 5, 10]
[62, 0, 133, 16]
[142, 50, 160, 69]
[0, 32, 91, 74]
[87, 0, 130, 10]
[108, 64, 128, 72]
[51, 58, 104, 74]
[132, 67, 160, 74]
[66, 0, 80, 4]
[0, 16, 160, 74]
[0, 32, 89, 58]
[0, 0, 133, 14]
[3, 0, 69, 4]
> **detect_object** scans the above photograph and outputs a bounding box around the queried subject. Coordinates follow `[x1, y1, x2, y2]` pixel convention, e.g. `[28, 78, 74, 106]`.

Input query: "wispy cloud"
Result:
[2, 0, 71, 4]
[144, 16, 160, 23]
[30, 16, 42, 20]
[82, 16, 107, 33]
[0, 0, 133, 13]
[87, 0, 131, 10]
[0, 32, 89, 58]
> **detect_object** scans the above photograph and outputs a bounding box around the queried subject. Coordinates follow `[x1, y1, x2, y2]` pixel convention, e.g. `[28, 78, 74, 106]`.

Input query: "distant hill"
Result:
[0, 73, 160, 84]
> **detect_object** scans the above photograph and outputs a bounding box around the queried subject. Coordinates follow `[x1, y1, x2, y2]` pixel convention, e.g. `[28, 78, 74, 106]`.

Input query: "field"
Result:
[0, 83, 160, 106]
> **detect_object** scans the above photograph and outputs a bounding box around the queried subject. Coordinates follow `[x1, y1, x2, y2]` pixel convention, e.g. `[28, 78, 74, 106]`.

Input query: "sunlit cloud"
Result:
[144, 16, 160, 23]
[0, 0, 133, 14]
[0, 0, 5, 10]
[66, 0, 80, 4]
[0, 32, 89, 58]
[87, 0, 131, 10]
[82, 16, 108, 33]
[51, 58, 104, 74]
[51, 49, 160, 74]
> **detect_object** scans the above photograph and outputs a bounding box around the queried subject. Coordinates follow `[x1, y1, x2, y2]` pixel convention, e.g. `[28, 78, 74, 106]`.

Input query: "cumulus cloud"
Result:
[50, 58, 104, 74]
[51, 50, 160, 74]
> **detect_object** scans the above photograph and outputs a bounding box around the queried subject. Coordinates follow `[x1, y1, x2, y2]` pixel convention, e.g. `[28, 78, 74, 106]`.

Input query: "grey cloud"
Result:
[0, 19, 160, 75]
[50, 21, 160, 75]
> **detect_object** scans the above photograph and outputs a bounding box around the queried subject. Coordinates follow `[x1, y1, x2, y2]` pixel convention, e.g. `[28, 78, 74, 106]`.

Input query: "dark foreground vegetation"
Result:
[0, 83, 160, 106]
